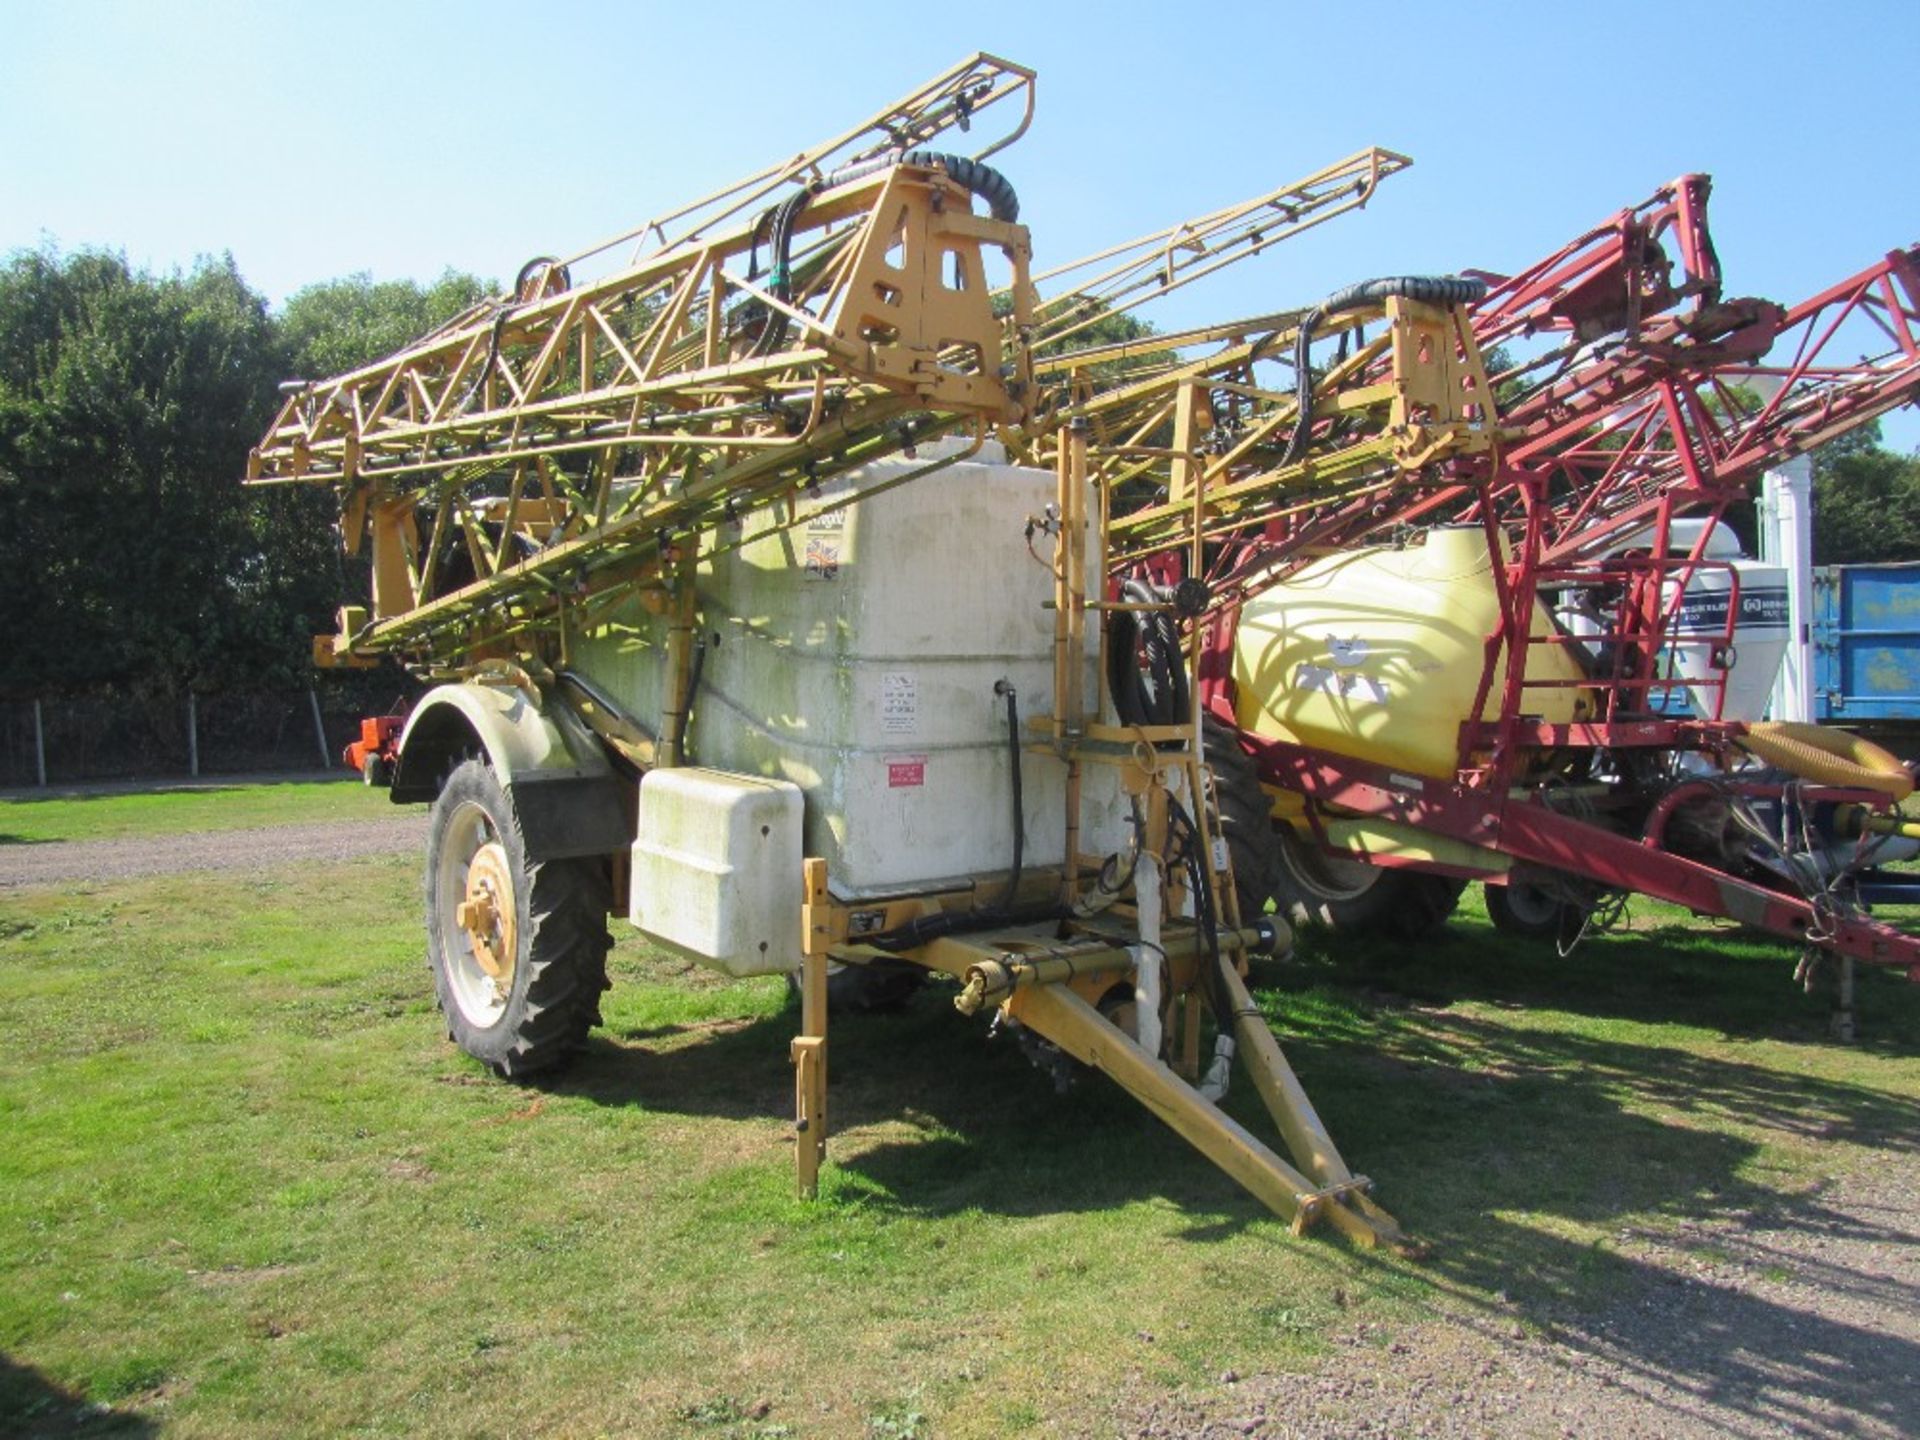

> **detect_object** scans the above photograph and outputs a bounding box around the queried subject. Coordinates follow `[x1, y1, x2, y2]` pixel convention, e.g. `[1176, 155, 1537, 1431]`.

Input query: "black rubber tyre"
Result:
[1202, 719, 1282, 924]
[1272, 826, 1465, 940]
[1484, 880, 1581, 943]
[361, 753, 390, 788]
[788, 959, 926, 1015]
[425, 759, 612, 1078]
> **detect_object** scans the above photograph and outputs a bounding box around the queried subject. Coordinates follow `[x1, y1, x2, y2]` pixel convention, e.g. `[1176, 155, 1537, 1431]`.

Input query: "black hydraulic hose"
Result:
[996, 680, 1025, 907]
[745, 205, 777, 286]
[1107, 606, 1143, 725]
[1167, 793, 1233, 1024]
[746, 150, 1020, 359]
[865, 677, 1046, 955]
[683, 634, 709, 761]
[865, 902, 1069, 954]
[815, 149, 1020, 222]
[513, 254, 570, 299]
[1107, 580, 1190, 728]
[747, 188, 815, 357]
[1137, 582, 1187, 727]
[1279, 274, 1489, 468]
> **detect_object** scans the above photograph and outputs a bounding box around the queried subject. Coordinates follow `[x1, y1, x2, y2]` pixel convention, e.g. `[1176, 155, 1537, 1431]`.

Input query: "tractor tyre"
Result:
[788, 959, 925, 1015]
[362, 753, 390, 787]
[1484, 879, 1580, 942]
[425, 759, 612, 1078]
[1272, 826, 1465, 940]
[1202, 719, 1282, 924]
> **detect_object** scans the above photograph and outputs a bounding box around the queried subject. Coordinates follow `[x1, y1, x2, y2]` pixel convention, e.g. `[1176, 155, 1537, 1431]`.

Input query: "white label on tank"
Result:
[803, 507, 845, 580]
[881, 672, 919, 733]
[803, 535, 841, 581]
[1326, 635, 1371, 667]
[1295, 662, 1389, 704]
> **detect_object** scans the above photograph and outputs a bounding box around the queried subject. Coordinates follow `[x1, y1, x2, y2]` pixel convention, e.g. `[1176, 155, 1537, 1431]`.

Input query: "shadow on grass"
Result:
[550, 988, 1271, 1228]
[591, 923, 1920, 1435]
[1276, 903, 1920, 1057]
[1280, 916, 1920, 1435]
[0, 1355, 155, 1438]
[1379, 1179, 1920, 1438]
[553, 924, 1920, 1214]
[545, 914, 1920, 1436]
[563, 977, 1920, 1433]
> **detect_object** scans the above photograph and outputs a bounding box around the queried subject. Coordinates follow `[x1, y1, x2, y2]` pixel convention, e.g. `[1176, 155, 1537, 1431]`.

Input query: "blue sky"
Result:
[3, 0, 1916, 446]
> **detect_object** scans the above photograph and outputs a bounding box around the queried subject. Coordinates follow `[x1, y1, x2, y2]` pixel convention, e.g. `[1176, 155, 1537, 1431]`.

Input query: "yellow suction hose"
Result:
[1736, 721, 1915, 803]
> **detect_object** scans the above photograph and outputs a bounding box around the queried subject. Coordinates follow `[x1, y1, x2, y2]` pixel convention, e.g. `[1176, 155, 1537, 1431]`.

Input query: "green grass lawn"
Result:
[0, 779, 392, 845]
[1, 791, 1916, 1437]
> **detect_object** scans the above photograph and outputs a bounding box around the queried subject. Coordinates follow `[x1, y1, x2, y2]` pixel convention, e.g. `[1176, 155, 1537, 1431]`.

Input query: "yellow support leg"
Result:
[1008, 983, 1324, 1233]
[1213, 957, 1407, 1250]
[1007, 977, 1407, 1249]
[1215, 959, 1348, 1187]
[792, 944, 829, 1199]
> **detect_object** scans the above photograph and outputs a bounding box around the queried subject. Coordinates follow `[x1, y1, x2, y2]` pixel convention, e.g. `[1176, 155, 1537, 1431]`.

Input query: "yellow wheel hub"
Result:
[455, 840, 517, 990]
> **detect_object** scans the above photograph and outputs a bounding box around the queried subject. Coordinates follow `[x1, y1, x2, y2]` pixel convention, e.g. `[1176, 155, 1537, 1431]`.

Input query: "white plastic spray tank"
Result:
[575, 437, 1130, 972]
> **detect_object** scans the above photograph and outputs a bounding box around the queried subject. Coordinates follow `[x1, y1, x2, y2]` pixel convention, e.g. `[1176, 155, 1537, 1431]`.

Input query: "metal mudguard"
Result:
[390, 682, 630, 861]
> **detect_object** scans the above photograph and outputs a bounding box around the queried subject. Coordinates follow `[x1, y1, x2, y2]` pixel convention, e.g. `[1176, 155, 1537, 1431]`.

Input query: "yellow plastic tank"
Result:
[1233, 527, 1592, 779]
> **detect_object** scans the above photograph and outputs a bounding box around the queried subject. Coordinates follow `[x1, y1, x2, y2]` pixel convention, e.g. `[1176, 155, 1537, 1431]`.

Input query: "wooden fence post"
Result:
[187, 692, 199, 778]
[33, 698, 47, 788]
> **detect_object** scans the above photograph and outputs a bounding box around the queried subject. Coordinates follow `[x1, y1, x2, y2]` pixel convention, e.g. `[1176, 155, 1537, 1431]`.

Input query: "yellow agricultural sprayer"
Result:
[248, 55, 1920, 1246]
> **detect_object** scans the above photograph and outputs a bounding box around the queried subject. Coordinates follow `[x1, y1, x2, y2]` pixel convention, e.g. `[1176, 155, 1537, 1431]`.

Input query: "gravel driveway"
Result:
[1121, 1155, 1919, 1439]
[0, 814, 427, 888]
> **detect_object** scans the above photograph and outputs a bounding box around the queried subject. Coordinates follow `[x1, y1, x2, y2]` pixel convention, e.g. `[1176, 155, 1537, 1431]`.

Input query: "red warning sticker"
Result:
[887, 757, 926, 788]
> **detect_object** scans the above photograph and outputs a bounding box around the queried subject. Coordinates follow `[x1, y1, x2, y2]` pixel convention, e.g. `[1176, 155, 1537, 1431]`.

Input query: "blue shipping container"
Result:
[1813, 562, 1920, 723]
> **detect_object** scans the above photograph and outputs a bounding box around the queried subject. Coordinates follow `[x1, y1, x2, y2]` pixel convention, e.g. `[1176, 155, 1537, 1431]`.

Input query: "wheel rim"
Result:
[436, 800, 517, 1029]
[1279, 833, 1381, 901]
[1501, 881, 1565, 929]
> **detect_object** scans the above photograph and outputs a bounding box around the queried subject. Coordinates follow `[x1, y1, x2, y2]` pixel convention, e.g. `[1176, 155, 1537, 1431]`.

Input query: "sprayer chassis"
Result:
[1241, 724, 1920, 976]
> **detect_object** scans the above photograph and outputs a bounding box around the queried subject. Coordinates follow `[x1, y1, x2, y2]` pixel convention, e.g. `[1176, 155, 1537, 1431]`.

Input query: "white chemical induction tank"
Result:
[574, 438, 1121, 904]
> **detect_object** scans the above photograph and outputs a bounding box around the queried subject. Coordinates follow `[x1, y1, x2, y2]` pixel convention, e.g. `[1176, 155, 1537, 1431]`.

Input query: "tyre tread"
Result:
[1202, 719, 1282, 924]
[425, 759, 612, 1080]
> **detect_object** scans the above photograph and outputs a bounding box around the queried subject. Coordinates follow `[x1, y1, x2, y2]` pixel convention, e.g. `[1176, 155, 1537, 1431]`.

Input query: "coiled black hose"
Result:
[513, 254, 571, 299]
[812, 149, 1020, 222]
[1107, 579, 1190, 728]
[1166, 793, 1233, 1025]
[1279, 274, 1489, 467]
[746, 150, 1020, 356]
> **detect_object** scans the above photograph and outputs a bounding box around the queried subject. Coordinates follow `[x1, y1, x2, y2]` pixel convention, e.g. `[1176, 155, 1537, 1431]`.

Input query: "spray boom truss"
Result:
[1022, 147, 1410, 355]
[247, 56, 1046, 663]
[245, 56, 1411, 670]
[1038, 175, 1920, 603]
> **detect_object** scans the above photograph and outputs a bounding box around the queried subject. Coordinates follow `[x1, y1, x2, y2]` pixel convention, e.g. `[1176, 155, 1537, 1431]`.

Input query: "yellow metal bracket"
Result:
[1004, 964, 1408, 1250]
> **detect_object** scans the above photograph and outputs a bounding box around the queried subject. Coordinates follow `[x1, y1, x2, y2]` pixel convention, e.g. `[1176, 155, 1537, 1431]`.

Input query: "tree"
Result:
[0, 255, 506, 701]
[273, 270, 496, 650]
[0, 248, 294, 696]
[279, 270, 492, 379]
[1810, 420, 1920, 566]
